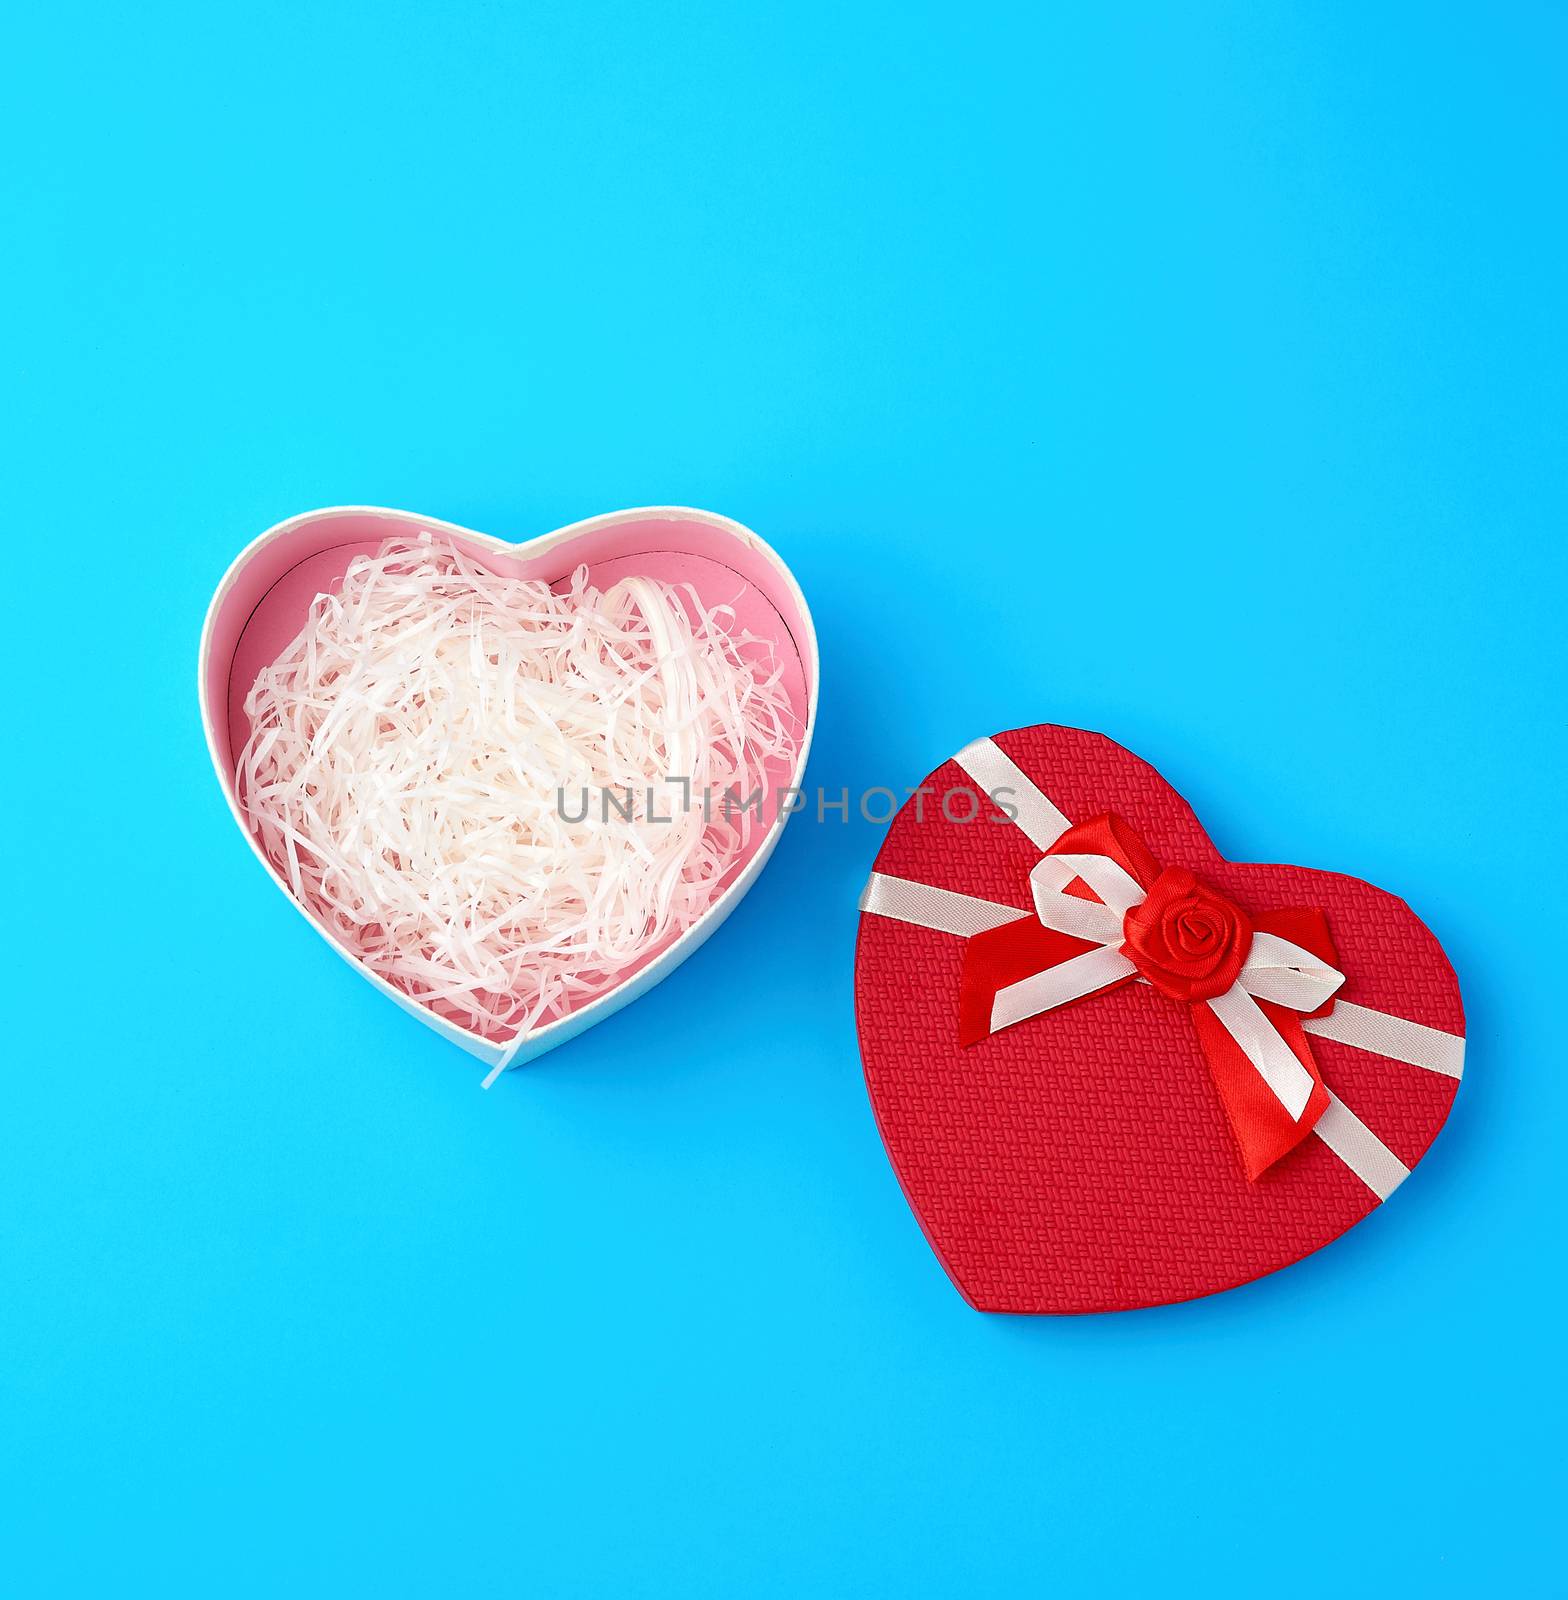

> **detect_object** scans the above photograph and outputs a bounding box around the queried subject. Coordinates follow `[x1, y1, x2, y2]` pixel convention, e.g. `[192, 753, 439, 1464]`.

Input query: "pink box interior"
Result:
[205, 507, 815, 1041]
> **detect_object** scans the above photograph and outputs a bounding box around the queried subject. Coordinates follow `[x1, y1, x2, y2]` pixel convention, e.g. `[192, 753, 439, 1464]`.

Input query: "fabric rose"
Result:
[1121, 867, 1251, 1003]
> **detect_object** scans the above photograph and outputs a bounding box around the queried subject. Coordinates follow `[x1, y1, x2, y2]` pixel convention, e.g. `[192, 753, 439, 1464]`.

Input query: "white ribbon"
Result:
[990, 848, 1347, 1122]
[861, 735, 1465, 1200]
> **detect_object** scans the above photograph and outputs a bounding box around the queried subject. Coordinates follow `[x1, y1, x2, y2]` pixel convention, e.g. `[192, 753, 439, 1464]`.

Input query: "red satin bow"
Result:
[958, 815, 1339, 1180]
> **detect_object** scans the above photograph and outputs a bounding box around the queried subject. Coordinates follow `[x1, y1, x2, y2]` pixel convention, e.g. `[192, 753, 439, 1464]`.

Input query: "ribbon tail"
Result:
[1190, 1000, 1331, 1181]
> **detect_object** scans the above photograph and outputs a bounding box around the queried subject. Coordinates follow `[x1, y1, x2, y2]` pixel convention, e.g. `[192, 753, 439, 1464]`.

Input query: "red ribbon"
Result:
[958, 815, 1338, 1180]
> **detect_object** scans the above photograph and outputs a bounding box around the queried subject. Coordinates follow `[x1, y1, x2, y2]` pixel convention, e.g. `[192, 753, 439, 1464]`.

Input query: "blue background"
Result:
[4, 4, 1564, 1594]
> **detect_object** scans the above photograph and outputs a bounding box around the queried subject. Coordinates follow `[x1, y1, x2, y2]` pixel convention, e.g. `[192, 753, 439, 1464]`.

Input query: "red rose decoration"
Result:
[856, 724, 1467, 1312]
[1121, 866, 1251, 1003]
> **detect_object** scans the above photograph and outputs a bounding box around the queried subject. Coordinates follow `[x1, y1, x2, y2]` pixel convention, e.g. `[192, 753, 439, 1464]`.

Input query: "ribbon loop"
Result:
[1240, 931, 1345, 1012]
[960, 813, 1345, 1180]
[1030, 852, 1141, 943]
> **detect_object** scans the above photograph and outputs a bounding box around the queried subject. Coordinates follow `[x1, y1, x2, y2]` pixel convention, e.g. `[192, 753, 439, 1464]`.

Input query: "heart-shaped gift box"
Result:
[200, 505, 818, 1077]
[855, 724, 1464, 1313]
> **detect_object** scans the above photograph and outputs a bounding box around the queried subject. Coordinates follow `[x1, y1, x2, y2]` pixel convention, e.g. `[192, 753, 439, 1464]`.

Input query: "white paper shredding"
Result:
[238, 534, 799, 1044]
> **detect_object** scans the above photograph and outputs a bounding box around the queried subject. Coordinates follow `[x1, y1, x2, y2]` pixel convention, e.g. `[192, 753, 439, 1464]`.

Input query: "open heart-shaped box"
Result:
[855, 724, 1465, 1313]
[199, 504, 818, 1078]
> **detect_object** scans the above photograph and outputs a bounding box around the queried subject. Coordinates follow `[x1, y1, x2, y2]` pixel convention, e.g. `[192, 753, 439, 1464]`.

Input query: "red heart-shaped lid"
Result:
[854, 724, 1464, 1313]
